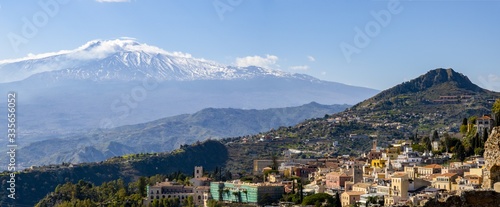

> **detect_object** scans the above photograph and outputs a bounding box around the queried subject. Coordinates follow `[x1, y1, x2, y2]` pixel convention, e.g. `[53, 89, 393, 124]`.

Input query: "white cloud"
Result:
[96, 0, 130, 3]
[235, 54, 279, 69]
[289, 65, 310, 71]
[478, 74, 500, 92]
[0, 38, 199, 64]
[307, 55, 315, 62]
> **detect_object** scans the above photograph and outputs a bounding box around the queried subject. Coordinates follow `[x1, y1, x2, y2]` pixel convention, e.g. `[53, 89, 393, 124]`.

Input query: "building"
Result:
[431, 173, 458, 191]
[477, 115, 494, 133]
[417, 164, 442, 177]
[391, 173, 409, 199]
[193, 186, 210, 207]
[209, 181, 284, 205]
[325, 172, 351, 190]
[144, 180, 194, 206]
[352, 183, 372, 194]
[385, 173, 409, 206]
[341, 191, 364, 207]
[371, 159, 386, 168]
[404, 166, 418, 179]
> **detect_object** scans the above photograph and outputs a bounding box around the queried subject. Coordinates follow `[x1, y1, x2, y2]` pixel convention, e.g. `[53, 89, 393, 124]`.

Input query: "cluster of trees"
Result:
[494, 99, 500, 127]
[35, 173, 192, 207]
[150, 196, 194, 207]
[413, 99, 500, 162]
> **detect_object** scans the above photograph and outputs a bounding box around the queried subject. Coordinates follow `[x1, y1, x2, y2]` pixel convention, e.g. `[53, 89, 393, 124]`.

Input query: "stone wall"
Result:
[423, 191, 500, 207]
[483, 126, 500, 189]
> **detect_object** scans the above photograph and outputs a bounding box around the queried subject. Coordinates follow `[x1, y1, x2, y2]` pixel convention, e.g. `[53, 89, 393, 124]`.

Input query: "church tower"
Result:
[194, 166, 203, 178]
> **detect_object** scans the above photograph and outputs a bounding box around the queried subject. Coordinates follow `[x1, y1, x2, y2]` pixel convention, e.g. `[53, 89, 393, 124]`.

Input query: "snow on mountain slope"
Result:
[0, 38, 309, 83]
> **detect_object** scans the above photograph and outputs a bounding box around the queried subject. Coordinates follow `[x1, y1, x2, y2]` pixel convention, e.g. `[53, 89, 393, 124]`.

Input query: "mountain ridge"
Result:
[17, 102, 350, 167]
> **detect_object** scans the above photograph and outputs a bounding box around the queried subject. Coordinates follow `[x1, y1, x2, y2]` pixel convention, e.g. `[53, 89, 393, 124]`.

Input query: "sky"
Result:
[0, 0, 499, 91]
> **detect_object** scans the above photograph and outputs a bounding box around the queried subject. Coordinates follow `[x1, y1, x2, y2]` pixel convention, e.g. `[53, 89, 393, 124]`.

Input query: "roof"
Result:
[391, 172, 408, 178]
[352, 183, 372, 188]
[424, 164, 442, 169]
[191, 177, 212, 181]
[326, 171, 350, 177]
[438, 173, 457, 177]
[477, 115, 492, 120]
[342, 191, 366, 196]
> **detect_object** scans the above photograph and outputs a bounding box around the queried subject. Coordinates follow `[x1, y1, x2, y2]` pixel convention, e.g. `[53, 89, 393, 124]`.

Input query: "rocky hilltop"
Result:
[423, 190, 500, 207]
[483, 126, 500, 189]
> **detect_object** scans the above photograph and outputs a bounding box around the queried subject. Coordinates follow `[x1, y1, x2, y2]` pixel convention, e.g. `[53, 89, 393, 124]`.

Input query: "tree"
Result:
[412, 143, 426, 153]
[422, 136, 432, 152]
[365, 196, 379, 207]
[432, 130, 439, 142]
[469, 116, 478, 126]
[138, 176, 147, 197]
[458, 117, 469, 134]
[302, 193, 334, 206]
[462, 118, 468, 126]
[474, 147, 485, 156]
[493, 99, 500, 127]
[207, 199, 222, 207]
[335, 192, 341, 207]
[483, 128, 489, 144]
[183, 195, 195, 207]
[456, 143, 466, 162]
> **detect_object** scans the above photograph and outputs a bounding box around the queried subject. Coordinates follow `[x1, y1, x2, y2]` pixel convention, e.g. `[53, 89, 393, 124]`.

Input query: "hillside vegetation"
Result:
[0, 140, 228, 206]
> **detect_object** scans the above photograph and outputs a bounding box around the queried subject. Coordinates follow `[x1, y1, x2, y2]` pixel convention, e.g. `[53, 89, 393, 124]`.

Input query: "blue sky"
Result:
[0, 0, 499, 90]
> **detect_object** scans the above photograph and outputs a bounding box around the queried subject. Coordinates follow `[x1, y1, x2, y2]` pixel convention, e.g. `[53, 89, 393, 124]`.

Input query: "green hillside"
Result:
[0, 140, 228, 206]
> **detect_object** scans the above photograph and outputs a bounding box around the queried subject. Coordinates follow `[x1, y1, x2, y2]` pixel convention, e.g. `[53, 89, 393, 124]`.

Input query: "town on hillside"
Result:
[139, 100, 500, 207]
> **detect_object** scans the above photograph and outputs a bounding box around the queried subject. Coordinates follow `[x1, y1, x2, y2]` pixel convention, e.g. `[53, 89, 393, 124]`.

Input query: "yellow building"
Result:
[371, 159, 386, 168]
[385, 172, 409, 206]
[391, 173, 409, 199]
[417, 164, 442, 177]
[341, 191, 364, 207]
[432, 173, 458, 191]
[352, 183, 372, 194]
[465, 168, 483, 177]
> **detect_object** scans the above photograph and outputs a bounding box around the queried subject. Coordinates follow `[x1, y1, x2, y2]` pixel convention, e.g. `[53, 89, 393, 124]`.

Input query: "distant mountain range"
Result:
[18, 102, 349, 167]
[0, 38, 377, 140]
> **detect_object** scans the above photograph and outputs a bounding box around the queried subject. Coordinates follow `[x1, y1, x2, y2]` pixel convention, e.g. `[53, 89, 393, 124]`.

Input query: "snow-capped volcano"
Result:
[0, 38, 299, 83]
[0, 38, 378, 141]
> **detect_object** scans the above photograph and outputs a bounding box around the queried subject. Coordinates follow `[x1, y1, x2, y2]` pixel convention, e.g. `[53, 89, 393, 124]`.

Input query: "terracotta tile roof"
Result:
[424, 164, 443, 169]
[439, 173, 457, 177]
[343, 191, 365, 196]
[391, 173, 408, 178]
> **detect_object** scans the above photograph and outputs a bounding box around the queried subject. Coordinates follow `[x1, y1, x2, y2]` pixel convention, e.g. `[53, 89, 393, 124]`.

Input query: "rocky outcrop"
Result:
[483, 126, 500, 189]
[423, 191, 500, 207]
